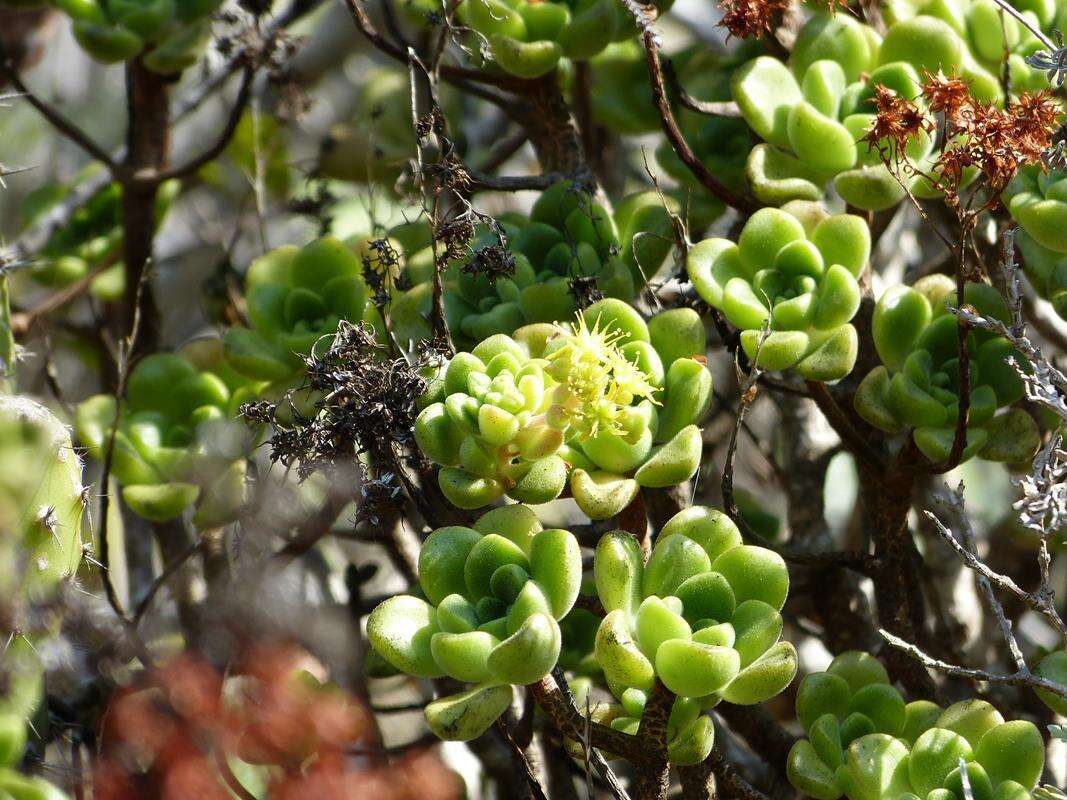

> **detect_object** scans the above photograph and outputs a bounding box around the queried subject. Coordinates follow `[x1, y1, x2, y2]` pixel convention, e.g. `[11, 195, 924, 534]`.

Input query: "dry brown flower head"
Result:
[717, 0, 788, 40]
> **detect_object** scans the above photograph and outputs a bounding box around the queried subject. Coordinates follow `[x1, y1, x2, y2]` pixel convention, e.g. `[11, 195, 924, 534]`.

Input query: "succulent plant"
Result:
[10, 0, 222, 72]
[855, 275, 1040, 463]
[0, 395, 87, 742]
[733, 29, 943, 211]
[590, 507, 797, 764]
[387, 180, 677, 349]
[454, 0, 671, 79]
[414, 298, 713, 517]
[0, 395, 86, 599]
[687, 206, 868, 381]
[366, 505, 582, 740]
[788, 651, 1046, 800]
[18, 177, 178, 301]
[76, 339, 261, 526]
[222, 237, 372, 385]
[880, 0, 1054, 97]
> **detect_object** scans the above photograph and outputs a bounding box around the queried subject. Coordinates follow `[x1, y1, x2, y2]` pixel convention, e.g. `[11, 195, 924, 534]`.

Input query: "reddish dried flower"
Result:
[921, 69, 970, 122]
[934, 90, 1061, 195]
[717, 0, 788, 40]
[861, 84, 932, 152]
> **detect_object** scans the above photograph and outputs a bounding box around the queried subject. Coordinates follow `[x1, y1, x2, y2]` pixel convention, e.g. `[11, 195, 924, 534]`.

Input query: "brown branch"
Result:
[496, 718, 550, 800]
[725, 355, 871, 572]
[707, 746, 774, 800]
[535, 668, 634, 800]
[339, 0, 527, 91]
[152, 65, 255, 182]
[465, 170, 567, 192]
[10, 253, 117, 334]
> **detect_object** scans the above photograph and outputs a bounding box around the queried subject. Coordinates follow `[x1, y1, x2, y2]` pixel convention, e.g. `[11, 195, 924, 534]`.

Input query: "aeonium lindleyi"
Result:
[366, 505, 581, 740]
[687, 205, 869, 381]
[590, 506, 798, 765]
[788, 651, 1046, 800]
[414, 298, 713, 519]
[855, 275, 1040, 464]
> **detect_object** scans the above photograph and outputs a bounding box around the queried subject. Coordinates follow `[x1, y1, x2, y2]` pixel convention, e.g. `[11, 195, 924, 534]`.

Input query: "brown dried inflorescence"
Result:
[861, 84, 932, 153]
[920, 69, 970, 122]
[717, 0, 788, 40]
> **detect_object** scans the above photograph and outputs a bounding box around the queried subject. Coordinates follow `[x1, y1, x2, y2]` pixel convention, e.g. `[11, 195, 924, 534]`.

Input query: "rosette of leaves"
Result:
[318, 69, 461, 186]
[788, 651, 1045, 800]
[414, 297, 713, 517]
[591, 507, 797, 764]
[222, 237, 371, 385]
[732, 50, 944, 211]
[76, 339, 261, 526]
[686, 206, 867, 380]
[879, 0, 1053, 97]
[1031, 650, 1067, 714]
[1012, 230, 1067, 319]
[455, 0, 671, 79]
[854, 275, 1040, 463]
[13, 0, 222, 72]
[366, 505, 582, 740]
[388, 181, 676, 348]
[18, 177, 178, 301]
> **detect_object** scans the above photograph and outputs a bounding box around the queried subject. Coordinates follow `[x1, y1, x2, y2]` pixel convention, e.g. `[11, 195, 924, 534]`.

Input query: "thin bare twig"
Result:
[153, 65, 256, 182]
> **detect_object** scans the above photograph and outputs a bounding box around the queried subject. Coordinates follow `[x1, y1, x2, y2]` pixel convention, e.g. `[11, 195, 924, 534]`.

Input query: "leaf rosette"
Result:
[855, 275, 1040, 463]
[590, 506, 798, 764]
[687, 206, 867, 381]
[415, 297, 713, 517]
[788, 651, 1046, 800]
[366, 505, 582, 740]
[453, 0, 672, 79]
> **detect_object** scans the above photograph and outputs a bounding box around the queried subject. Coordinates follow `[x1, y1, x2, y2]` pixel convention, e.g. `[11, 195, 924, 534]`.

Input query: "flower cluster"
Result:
[855, 275, 1040, 463]
[590, 506, 797, 764]
[367, 505, 582, 739]
[788, 651, 1045, 800]
[415, 298, 712, 517]
[687, 206, 868, 380]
